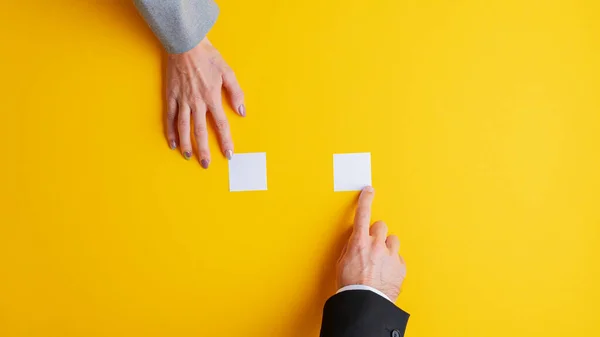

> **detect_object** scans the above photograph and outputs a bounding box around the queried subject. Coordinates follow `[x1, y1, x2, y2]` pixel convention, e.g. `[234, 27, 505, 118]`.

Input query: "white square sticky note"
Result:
[228, 152, 267, 192]
[333, 153, 372, 191]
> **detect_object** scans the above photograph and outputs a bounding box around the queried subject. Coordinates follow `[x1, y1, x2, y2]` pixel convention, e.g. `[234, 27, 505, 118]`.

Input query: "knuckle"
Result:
[191, 102, 206, 114]
[167, 109, 177, 120]
[372, 239, 384, 249]
[222, 65, 235, 77]
[372, 243, 386, 254]
[356, 244, 370, 258]
[178, 118, 190, 128]
[167, 91, 179, 100]
[166, 84, 180, 97]
[191, 93, 205, 103]
[202, 80, 220, 95]
[222, 65, 234, 74]
[193, 124, 208, 138]
[374, 220, 387, 230]
[205, 95, 219, 107]
[215, 119, 229, 132]
[231, 89, 244, 102]
[352, 235, 369, 249]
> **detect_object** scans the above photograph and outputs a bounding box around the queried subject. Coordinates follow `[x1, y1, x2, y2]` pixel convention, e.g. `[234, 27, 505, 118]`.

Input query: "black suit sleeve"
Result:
[320, 290, 410, 337]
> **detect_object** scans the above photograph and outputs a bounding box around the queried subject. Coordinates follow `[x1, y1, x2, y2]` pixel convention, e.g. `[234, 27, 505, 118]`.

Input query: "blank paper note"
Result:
[333, 153, 372, 191]
[228, 152, 267, 192]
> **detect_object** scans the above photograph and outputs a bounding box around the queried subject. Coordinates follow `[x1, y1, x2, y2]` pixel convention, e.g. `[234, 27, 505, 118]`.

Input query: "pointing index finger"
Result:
[353, 186, 375, 237]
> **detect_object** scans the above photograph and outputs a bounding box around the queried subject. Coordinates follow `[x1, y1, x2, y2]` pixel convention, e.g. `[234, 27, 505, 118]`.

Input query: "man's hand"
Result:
[166, 37, 245, 168]
[337, 186, 407, 302]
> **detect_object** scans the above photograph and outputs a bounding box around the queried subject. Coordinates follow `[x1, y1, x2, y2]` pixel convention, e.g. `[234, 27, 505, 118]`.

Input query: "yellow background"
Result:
[1, 0, 599, 336]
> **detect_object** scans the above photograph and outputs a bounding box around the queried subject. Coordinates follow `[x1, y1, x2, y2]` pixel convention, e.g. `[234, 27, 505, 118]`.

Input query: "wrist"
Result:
[337, 285, 393, 302]
[169, 37, 211, 58]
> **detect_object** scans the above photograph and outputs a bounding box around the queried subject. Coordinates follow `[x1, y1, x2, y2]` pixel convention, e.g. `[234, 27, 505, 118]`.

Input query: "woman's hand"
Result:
[166, 37, 245, 168]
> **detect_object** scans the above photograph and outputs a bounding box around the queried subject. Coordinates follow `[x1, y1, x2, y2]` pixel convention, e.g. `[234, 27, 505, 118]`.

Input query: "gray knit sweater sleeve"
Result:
[134, 0, 220, 54]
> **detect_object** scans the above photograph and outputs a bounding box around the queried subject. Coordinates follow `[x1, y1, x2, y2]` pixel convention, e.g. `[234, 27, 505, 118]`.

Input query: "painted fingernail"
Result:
[225, 150, 233, 160]
[169, 140, 177, 150]
[200, 159, 210, 169]
[184, 151, 192, 160]
[238, 104, 246, 117]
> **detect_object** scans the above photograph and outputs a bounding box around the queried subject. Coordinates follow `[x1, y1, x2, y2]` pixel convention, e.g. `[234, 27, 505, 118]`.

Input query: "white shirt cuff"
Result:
[336, 285, 392, 302]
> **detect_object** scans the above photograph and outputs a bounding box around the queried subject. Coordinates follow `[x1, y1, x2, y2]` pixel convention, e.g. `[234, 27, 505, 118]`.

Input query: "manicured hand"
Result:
[337, 186, 407, 302]
[166, 37, 245, 168]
